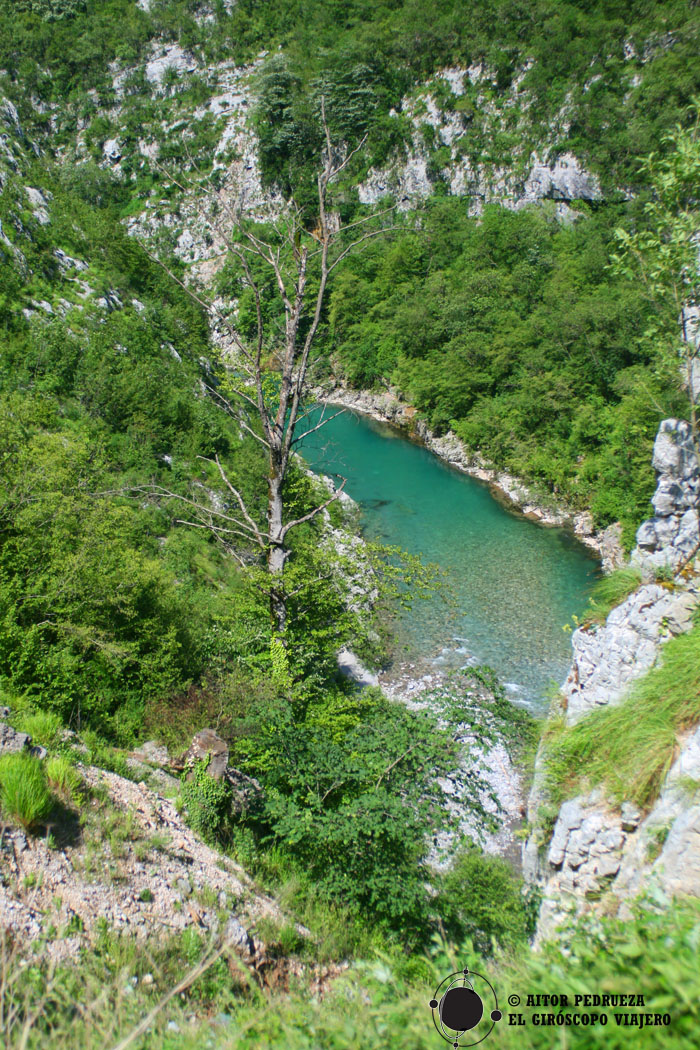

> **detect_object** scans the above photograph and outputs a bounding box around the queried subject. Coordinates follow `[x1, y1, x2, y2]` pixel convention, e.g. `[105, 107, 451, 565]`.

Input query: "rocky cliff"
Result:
[523, 418, 700, 940]
[356, 64, 603, 216]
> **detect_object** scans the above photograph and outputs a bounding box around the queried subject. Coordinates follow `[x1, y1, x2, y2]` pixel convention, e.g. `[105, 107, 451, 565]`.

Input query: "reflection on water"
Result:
[300, 409, 597, 713]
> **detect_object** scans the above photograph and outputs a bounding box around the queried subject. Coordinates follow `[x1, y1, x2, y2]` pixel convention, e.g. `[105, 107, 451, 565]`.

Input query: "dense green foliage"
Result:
[0, 161, 264, 738]
[2, 0, 700, 1021]
[2, 1, 698, 532]
[248, 0, 700, 194]
[329, 198, 684, 538]
[613, 114, 700, 435]
[0, 116, 514, 945]
[436, 849, 533, 953]
[172, 673, 527, 939]
[2, 1, 699, 182]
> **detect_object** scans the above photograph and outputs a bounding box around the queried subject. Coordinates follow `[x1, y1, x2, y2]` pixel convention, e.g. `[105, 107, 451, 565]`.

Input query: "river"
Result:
[299, 408, 597, 713]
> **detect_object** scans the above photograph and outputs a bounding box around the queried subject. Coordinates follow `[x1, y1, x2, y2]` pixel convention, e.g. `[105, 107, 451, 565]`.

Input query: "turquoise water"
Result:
[299, 409, 597, 712]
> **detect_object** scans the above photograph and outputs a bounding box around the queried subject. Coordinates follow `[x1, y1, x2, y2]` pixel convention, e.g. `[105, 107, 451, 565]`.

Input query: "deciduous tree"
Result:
[148, 109, 394, 638]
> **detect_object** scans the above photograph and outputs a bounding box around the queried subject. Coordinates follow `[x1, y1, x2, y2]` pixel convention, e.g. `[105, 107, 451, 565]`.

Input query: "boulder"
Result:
[175, 729, 229, 779]
[0, 724, 31, 754]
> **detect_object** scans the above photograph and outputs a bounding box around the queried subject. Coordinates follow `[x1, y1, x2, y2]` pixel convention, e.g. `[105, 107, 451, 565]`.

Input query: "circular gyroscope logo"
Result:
[429, 968, 502, 1047]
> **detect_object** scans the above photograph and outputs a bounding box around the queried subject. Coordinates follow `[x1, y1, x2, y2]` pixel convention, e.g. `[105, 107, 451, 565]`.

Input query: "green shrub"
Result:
[436, 849, 531, 953]
[0, 753, 54, 831]
[492, 897, 700, 1049]
[179, 761, 233, 845]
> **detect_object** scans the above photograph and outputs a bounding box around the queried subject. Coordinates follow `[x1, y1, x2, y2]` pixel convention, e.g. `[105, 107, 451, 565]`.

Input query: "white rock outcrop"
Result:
[145, 43, 198, 88]
[632, 419, 700, 575]
[357, 66, 602, 214]
[534, 726, 700, 940]
[525, 417, 700, 940]
[25, 185, 50, 224]
[102, 137, 122, 165]
[563, 418, 699, 725]
[563, 583, 697, 724]
[522, 152, 600, 204]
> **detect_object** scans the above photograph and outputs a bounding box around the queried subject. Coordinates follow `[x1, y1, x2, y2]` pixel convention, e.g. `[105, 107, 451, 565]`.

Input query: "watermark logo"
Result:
[429, 968, 502, 1047]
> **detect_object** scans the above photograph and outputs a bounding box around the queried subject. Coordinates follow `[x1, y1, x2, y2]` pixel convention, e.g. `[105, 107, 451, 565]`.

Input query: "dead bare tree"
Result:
[145, 107, 395, 637]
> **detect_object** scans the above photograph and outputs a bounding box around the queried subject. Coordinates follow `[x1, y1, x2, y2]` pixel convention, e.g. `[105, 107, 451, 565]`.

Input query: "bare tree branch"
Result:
[292, 408, 347, 445]
[140, 102, 390, 635]
[209, 455, 266, 548]
[280, 476, 347, 540]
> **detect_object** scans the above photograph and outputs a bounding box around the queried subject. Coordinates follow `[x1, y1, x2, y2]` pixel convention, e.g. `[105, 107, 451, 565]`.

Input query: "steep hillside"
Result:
[2, 3, 700, 1048]
[3, 1, 696, 536]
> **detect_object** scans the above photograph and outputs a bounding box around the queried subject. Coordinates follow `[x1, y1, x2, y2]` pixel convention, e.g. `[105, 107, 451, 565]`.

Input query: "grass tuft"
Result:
[545, 624, 700, 809]
[0, 753, 54, 831]
[581, 567, 643, 626]
[17, 710, 63, 750]
[45, 756, 82, 803]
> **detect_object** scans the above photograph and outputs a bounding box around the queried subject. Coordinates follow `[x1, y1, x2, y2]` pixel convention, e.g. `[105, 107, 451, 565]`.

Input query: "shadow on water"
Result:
[364, 498, 392, 510]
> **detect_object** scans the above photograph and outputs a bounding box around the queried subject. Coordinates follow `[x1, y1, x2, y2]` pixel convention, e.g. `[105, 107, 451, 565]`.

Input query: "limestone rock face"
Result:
[337, 648, 379, 687]
[561, 418, 699, 725]
[525, 417, 700, 939]
[522, 153, 601, 203]
[25, 186, 50, 223]
[102, 138, 122, 165]
[563, 583, 697, 724]
[535, 727, 700, 941]
[145, 43, 197, 88]
[632, 419, 700, 575]
[356, 62, 603, 215]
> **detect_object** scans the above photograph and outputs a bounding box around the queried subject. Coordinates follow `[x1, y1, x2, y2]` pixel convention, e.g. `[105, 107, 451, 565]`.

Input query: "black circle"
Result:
[491, 1010, 502, 1022]
[440, 987, 484, 1033]
[463, 968, 469, 976]
[429, 999, 439, 1009]
[453, 1044, 459, 1049]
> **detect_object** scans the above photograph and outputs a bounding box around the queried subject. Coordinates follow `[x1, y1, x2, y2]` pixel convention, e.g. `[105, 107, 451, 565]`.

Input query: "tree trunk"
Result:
[267, 473, 287, 636]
